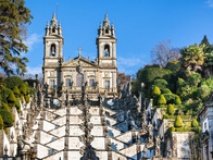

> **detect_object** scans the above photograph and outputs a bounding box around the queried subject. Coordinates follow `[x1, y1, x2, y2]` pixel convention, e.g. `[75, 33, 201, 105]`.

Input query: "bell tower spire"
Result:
[43, 13, 64, 88]
[96, 14, 117, 95]
[96, 14, 117, 67]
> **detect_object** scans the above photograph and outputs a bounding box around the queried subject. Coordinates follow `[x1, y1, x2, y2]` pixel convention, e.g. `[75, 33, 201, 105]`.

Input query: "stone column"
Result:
[112, 72, 116, 92]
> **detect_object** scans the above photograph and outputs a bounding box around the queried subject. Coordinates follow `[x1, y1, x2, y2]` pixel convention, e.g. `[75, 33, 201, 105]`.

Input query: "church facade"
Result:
[42, 14, 117, 98]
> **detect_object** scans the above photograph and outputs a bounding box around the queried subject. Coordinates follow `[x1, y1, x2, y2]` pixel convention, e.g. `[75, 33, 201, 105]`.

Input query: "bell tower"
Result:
[96, 15, 117, 95]
[96, 14, 117, 68]
[43, 13, 64, 88]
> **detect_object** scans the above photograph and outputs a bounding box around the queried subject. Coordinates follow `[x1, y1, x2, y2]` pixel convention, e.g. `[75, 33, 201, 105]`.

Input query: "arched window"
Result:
[52, 27, 55, 33]
[50, 44, 56, 56]
[105, 28, 109, 34]
[89, 78, 96, 87]
[104, 45, 110, 57]
[76, 73, 84, 87]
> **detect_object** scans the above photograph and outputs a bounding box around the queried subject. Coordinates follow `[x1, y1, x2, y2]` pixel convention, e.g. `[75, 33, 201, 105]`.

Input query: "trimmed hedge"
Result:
[174, 116, 184, 128]
[191, 118, 199, 127]
[175, 96, 182, 105]
[167, 104, 175, 115]
[15, 99, 21, 110]
[0, 110, 14, 128]
[0, 115, 3, 129]
[158, 94, 167, 105]
[3, 76, 24, 89]
[19, 83, 27, 96]
[152, 86, 161, 96]
[13, 86, 20, 97]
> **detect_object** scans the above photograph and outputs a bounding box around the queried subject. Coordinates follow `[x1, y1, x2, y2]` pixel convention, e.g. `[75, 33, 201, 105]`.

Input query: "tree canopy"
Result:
[0, 0, 32, 75]
[132, 35, 213, 117]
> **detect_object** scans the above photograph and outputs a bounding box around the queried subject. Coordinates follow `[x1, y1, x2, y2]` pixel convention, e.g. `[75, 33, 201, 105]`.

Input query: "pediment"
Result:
[62, 57, 97, 68]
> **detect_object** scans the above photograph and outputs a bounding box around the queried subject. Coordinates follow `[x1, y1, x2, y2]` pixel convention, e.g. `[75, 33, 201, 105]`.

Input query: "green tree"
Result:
[195, 85, 210, 101]
[166, 60, 180, 73]
[200, 35, 210, 47]
[164, 93, 176, 104]
[135, 65, 172, 95]
[153, 78, 168, 90]
[0, 0, 32, 75]
[180, 44, 204, 72]
[176, 78, 186, 87]
[174, 116, 183, 128]
[204, 51, 213, 77]
[187, 72, 201, 86]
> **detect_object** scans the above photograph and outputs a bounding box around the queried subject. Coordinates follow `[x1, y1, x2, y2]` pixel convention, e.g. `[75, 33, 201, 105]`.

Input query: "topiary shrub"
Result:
[157, 94, 167, 105]
[7, 92, 16, 107]
[191, 118, 199, 127]
[167, 104, 175, 115]
[0, 110, 14, 128]
[1, 103, 10, 112]
[174, 115, 183, 128]
[15, 99, 21, 111]
[175, 96, 182, 105]
[19, 83, 27, 96]
[152, 86, 161, 97]
[0, 115, 3, 129]
[1, 87, 12, 101]
[25, 95, 30, 104]
[20, 95, 25, 103]
[2, 76, 24, 89]
[13, 86, 20, 97]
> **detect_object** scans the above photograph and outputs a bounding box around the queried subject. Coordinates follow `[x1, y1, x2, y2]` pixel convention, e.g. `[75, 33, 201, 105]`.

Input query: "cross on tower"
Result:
[78, 48, 83, 56]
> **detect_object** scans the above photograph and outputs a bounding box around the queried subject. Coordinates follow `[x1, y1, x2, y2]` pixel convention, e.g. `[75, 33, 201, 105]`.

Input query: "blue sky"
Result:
[24, 0, 213, 76]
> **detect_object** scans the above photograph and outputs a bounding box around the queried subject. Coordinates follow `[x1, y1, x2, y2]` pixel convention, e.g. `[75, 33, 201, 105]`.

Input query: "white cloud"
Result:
[26, 66, 42, 75]
[24, 33, 41, 51]
[117, 57, 141, 67]
[206, 0, 213, 7]
[117, 56, 146, 75]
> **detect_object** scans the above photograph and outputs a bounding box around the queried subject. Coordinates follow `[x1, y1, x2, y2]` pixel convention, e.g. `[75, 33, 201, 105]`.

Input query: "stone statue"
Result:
[155, 136, 161, 157]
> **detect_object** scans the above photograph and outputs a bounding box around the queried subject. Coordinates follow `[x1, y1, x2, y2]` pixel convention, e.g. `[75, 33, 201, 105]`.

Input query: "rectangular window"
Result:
[89, 79, 96, 87]
[66, 78, 72, 86]
[105, 80, 110, 89]
[50, 79, 55, 88]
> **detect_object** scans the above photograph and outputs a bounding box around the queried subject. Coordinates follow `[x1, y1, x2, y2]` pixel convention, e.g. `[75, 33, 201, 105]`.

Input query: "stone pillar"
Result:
[112, 72, 117, 92]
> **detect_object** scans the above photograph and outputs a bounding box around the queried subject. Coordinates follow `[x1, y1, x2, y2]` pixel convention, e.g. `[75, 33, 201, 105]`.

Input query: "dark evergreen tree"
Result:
[200, 35, 210, 47]
[0, 0, 32, 75]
